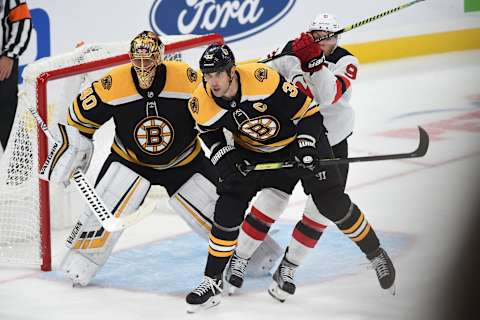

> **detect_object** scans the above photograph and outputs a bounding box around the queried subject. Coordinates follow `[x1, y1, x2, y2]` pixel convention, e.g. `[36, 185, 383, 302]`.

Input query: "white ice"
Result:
[1, 50, 479, 320]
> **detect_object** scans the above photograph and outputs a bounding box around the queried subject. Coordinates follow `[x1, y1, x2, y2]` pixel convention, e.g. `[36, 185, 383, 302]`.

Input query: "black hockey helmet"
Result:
[199, 44, 235, 74]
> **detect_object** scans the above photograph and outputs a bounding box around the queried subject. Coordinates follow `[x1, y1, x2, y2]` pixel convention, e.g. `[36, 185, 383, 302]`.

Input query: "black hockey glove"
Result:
[210, 145, 246, 182]
[293, 134, 319, 172]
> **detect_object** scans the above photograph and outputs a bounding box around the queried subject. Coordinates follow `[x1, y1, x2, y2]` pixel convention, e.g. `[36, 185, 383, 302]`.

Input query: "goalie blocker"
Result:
[39, 123, 93, 185]
[62, 159, 282, 286]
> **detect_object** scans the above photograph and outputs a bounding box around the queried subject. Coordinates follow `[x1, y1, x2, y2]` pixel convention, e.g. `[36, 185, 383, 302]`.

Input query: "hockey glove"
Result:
[40, 124, 94, 186]
[293, 134, 319, 172]
[292, 32, 325, 73]
[210, 145, 246, 182]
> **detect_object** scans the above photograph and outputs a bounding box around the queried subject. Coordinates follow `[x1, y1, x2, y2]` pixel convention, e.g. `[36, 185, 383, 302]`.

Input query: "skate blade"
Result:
[267, 283, 290, 303]
[186, 296, 221, 314]
[227, 284, 237, 296]
[388, 284, 396, 296]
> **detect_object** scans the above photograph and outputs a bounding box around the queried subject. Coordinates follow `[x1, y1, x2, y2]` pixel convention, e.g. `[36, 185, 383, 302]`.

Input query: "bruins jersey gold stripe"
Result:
[112, 137, 202, 170]
[234, 134, 296, 153]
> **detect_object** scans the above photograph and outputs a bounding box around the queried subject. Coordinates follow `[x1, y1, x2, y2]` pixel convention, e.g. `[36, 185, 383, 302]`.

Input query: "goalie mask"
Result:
[129, 31, 165, 89]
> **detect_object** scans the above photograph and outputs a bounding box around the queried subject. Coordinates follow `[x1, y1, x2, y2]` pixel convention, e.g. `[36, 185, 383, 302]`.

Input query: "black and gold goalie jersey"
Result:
[67, 61, 201, 169]
[189, 63, 323, 153]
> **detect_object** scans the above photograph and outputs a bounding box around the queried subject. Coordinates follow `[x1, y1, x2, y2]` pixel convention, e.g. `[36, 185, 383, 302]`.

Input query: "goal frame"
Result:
[34, 33, 223, 271]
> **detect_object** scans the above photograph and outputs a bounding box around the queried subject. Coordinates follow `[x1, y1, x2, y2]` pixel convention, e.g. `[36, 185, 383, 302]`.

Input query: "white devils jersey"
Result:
[268, 44, 359, 146]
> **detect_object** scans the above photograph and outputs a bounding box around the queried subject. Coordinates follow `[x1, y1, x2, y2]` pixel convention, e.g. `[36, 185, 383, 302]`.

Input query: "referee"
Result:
[0, 0, 32, 151]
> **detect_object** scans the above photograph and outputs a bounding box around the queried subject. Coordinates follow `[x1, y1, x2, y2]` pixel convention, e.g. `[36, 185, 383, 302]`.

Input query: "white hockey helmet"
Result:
[308, 13, 340, 33]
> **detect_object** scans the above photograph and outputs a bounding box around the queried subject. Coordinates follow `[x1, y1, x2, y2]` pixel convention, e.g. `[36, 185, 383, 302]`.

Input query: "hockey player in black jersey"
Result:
[184, 43, 393, 312]
[226, 13, 395, 300]
[42, 31, 281, 287]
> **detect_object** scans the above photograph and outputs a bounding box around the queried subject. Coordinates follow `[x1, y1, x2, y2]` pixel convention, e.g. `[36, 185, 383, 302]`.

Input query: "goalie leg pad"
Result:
[246, 234, 283, 277]
[61, 161, 150, 286]
[168, 173, 218, 240]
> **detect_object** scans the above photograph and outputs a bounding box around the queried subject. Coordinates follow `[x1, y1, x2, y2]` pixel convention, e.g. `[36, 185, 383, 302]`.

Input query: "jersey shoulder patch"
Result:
[236, 63, 280, 99]
[163, 61, 200, 95]
[189, 85, 226, 127]
[92, 64, 139, 104]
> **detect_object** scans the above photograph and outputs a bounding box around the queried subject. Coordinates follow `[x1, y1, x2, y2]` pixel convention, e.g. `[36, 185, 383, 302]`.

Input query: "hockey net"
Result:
[0, 33, 223, 271]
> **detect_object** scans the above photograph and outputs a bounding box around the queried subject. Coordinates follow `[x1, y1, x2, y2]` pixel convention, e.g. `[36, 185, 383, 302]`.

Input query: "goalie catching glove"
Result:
[39, 123, 94, 185]
[292, 32, 325, 73]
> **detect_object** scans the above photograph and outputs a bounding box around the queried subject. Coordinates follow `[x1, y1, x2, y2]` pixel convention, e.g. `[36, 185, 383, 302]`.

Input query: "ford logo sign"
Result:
[150, 0, 296, 43]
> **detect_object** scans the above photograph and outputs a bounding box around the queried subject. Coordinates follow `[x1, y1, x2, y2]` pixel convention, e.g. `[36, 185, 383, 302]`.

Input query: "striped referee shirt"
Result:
[1, 0, 32, 59]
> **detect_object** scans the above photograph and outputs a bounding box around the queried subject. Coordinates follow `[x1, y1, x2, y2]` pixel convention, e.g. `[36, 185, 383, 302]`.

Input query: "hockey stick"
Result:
[22, 92, 153, 232]
[238, 126, 429, 174]
[258, 0, 426, 64]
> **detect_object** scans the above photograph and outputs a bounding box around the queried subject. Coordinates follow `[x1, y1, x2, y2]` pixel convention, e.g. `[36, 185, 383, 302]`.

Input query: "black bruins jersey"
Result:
[67, 61, 201, 169]
[189, 63, 321, 153]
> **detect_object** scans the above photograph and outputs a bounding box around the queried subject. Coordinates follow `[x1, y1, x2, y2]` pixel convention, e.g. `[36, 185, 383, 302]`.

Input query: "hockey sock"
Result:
[335, 204, 380, 255]
[236, 206, 275, 259]
[205, 225, 238, 277]
[286, 215, 326, 265]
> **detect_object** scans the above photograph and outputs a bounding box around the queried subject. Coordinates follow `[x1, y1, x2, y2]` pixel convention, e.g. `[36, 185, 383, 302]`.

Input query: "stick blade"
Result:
[412, 126, 429, 158]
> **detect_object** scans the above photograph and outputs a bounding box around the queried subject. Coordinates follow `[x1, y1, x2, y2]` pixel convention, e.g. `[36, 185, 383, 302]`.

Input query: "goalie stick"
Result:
[238, 126, 429, 174]
[259, 0, 426, 64]
[22, 92, 154, 232]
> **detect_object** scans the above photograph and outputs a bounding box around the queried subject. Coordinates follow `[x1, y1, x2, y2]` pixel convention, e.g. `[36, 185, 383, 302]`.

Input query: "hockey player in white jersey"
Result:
[43, 31, 281, 287]
[225, 13, 396, 301]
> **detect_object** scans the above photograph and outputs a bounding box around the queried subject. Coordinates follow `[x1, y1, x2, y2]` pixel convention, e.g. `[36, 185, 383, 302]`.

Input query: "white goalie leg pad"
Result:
[246, 234, 283, 277]
[168, 173, 218, 240]
[60, 161, 150, 286]
[40, 123, 94, 186]
[303, 194, 332, 226]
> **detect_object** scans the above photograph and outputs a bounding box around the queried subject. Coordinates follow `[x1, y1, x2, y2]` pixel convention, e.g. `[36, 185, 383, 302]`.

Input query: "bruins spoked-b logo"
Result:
[101, 75, 112, 90]
[254, 68, 268, 82]
[240, 116, 279, 141]
[189, 97, 199, 114]
[134, 116, 174, 155]
[187, 67, 198, 83]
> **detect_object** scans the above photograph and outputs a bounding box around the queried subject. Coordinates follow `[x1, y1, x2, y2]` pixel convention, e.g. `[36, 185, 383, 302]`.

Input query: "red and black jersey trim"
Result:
[332, 74, 351, 104]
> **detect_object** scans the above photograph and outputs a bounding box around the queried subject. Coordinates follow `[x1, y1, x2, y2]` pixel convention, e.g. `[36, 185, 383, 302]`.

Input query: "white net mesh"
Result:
[0, 34, 222, 269]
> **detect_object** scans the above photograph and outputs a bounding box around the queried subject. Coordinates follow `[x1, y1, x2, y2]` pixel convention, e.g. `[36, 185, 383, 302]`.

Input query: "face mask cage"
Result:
[129, 32, 165, 89]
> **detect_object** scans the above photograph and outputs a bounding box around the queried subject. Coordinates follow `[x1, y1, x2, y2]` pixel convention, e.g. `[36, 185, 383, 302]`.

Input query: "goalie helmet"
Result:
[199, 44, 235, 74]
[129, 30, 165, 89]
[308, 13, 340, 33]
